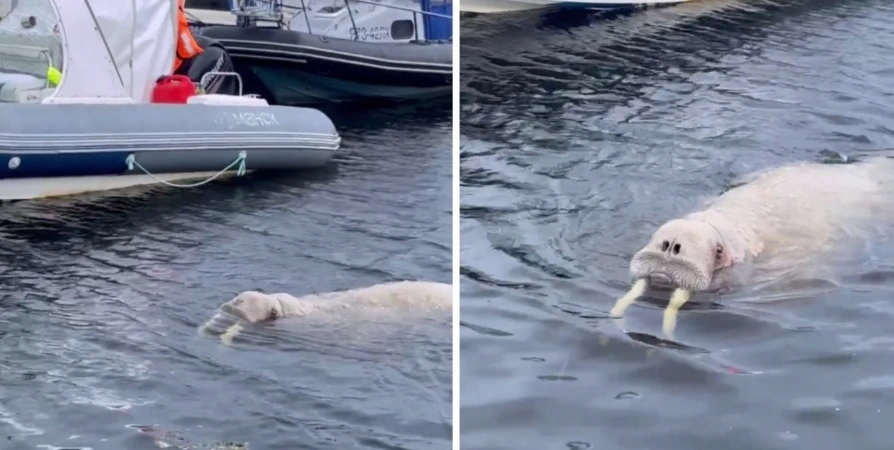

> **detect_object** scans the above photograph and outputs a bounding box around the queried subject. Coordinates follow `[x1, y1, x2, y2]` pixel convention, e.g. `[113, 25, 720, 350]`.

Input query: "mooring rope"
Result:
[124, 151, 247, 188]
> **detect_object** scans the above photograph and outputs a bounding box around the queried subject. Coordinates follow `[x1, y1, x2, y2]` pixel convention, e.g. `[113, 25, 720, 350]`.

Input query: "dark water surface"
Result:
[0, 102, 452, 449]
[460, 1, 894, 449]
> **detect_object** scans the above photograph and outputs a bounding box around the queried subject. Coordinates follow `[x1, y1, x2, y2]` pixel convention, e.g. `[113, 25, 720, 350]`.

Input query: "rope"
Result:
[125, 151, 247, 188]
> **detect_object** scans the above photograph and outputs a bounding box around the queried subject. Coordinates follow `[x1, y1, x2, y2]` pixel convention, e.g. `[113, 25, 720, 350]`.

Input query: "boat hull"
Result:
[0, 103, 340, 200]
[245, 64, 451, 105]
[198, 26, 453, 106]
[0, 171, 250, 201]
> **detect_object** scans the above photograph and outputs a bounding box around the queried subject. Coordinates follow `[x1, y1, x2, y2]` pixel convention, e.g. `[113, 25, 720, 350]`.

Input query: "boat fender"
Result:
[46, 66, 62, 86]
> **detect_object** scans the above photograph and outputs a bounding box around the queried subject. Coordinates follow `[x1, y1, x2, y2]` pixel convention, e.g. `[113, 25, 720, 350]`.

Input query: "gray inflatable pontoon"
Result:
[0, 102, 341, 200]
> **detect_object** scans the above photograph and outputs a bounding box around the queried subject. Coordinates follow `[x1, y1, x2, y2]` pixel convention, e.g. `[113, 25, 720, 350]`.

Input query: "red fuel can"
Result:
[151, 75, 196, 104]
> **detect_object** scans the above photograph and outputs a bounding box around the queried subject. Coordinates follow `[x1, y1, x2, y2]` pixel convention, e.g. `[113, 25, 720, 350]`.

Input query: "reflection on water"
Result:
[460, 1, 894, 449]
[0, 102, 452, 450]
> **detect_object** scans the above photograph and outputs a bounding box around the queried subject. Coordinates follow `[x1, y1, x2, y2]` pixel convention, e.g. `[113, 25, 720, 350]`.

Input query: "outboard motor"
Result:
[175, 35, 240, 96]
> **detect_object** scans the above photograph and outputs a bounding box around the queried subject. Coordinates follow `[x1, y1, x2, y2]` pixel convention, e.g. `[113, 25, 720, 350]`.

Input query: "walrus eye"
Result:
[661, 240, 670, 252]
[269, 308, 279, 320]
[672, 243, 681, 255]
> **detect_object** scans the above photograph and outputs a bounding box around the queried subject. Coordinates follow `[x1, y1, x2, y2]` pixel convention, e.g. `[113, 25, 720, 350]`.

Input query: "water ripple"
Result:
[461, 0, 894, 449]
[0, 102, 451, 449]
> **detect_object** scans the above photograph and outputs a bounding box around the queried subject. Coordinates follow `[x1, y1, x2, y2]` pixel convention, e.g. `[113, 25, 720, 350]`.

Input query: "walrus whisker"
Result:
[610, 278, 647, 317]
[220, 323, 244, 346]
[662, 288, 691, 339]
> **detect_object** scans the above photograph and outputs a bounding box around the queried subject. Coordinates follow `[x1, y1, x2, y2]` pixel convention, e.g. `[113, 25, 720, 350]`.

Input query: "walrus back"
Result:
[306, 281, 453, 311]
[706, 158, 894, 253]
[207, 281, 452, 345]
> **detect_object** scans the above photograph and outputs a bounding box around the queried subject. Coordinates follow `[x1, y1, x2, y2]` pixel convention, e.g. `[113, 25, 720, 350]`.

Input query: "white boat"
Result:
[460, 0, 687, 14]
[186, 0, 452, 105]
[0, 0, 341, 201]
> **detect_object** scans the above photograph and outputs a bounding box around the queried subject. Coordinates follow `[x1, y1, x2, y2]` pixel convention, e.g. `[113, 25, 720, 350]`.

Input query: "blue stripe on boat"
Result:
[0, 152, 133, 179]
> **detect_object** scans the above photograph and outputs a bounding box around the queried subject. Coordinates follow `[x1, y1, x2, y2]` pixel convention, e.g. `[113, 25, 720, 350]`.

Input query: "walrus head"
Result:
[629, 218, 732, 292]
[220, 291, 285, 323]
[612, 217, 740, 338]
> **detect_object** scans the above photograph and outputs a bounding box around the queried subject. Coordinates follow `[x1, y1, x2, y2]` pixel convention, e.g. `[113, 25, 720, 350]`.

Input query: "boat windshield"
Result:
[0, 0, 63, 103]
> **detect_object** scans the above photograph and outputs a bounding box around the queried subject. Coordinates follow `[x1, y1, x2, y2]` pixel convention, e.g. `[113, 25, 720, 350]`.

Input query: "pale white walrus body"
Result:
[202, 281, 452, 344]
[612, 157, 894, 338]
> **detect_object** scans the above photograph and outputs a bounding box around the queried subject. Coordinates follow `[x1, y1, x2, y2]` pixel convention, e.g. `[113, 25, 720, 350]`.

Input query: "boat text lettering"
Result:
[349, 26, 391, 41]
[232, 112, 280, 127]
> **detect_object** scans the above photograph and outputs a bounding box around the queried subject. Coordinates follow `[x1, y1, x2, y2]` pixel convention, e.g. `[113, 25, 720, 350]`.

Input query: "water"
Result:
[460, 1, 894, 449]
[0, 101, 452, 450]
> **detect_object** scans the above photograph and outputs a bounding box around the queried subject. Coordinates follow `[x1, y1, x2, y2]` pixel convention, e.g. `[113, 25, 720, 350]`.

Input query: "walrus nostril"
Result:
[661, 241, 670, 252]
[672, 243, 681, 255]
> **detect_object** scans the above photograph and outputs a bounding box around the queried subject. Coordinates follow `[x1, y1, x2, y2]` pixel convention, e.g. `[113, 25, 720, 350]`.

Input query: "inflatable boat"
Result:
[189, 0, 452, 105]
[0, 0, 341, 201]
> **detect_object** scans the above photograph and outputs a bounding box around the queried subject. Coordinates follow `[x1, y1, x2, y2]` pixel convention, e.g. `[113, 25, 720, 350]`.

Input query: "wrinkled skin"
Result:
[629, 213, 754, 293]
[613, 156, 894, 337]
[219, 291, 290, 323]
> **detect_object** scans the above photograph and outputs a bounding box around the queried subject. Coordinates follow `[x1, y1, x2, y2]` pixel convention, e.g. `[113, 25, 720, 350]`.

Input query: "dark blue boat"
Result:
[189, 0, 453, 105]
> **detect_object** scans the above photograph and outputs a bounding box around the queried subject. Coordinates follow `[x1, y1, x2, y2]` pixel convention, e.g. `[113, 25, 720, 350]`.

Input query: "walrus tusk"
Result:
[220, 323, 243, 346]
[197, 313, 243, 346]
[197, 313, 220, 335]
[662, 288, 691, 339]
[610, 278, 647, 317]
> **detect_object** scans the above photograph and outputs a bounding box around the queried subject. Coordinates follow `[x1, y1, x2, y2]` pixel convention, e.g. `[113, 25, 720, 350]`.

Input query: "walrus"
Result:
[200, 280, 452, 345]
[610, 156, 894, 338]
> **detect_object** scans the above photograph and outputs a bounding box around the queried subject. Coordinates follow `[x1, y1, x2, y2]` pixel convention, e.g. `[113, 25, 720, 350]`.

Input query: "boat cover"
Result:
[90, 0, 178, 102]
[12, 0, 179, 103]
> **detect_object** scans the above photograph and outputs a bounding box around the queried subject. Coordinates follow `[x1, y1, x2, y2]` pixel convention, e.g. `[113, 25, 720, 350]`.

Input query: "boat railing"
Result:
[229, 0, 284, 22]
[228, 0, 452, 42]
[199, 71, 244, 96]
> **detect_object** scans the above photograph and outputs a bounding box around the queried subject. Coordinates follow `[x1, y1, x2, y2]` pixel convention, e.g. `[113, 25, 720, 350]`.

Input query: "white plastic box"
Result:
[186, 94, 269, 107]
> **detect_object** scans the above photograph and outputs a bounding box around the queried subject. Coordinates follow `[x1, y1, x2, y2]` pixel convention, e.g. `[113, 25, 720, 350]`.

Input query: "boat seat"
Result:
[0, 0, 63, 78]
[0, 71, 53, 103]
